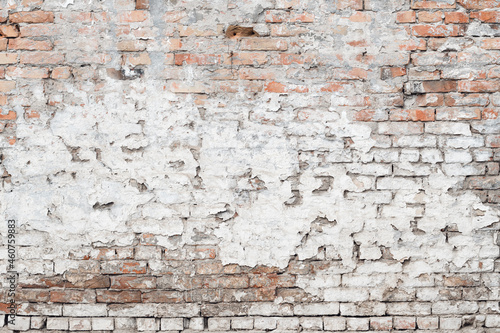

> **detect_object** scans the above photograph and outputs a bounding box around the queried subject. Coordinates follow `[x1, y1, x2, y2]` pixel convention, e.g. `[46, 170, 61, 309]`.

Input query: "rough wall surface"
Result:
[1, 0, 500, 331]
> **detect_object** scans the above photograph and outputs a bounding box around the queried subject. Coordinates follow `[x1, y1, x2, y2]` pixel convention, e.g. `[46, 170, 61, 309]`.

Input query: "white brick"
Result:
[440, 317, 462, 330]
[340, 302, 386, 317]
[376, 177, 422, 190]
[324, 317, 346, 331]
[189, 317, 205, 330]
[92, 317, 115, 330]
[432, 301, 479, 315]
[417, 316, 439, 330]
[46, 317, 69, 330]
[393, 135, 437, 147]
[346, 317, 369, 331]
[387, 302, 431, 316]
[277, 317, 300, 330]
[249, 303, 293, 316]
[324, 288, 370, 302]
[485, 315, 500, 327]
[30, 317, 45, 329]
[400, 149, 419, 162]
[7, 316, 30, 331]
[231, 317, 253, 330]
[137, 318, 159, 331]
[294, 303, 340, 316]
[300, 317, 323, 330]
[208, 318, 230, 331]
[445, 149, 473, 163]
[161, 318, 184, 331]
[254, 317, 277, 330]
[63, 304, 107, 317]
[421, 149, 443, 163]
[115, 317, 136, 329]
[157, 303, 199, 317]
[425, 122, 471, 135]
[69, 318, 92, 331]
[447, 136, 484, 148]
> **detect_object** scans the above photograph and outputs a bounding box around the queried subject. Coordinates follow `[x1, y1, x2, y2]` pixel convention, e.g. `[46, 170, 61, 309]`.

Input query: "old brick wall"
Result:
[1, 0, 500, 331]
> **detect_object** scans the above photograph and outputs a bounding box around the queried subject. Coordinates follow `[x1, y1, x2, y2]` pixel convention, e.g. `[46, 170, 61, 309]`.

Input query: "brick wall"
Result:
[1, 0, 500, 331]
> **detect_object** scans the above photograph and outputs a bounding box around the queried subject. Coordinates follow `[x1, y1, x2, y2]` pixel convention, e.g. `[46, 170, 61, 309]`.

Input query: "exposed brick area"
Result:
[0, 0, 499, 331]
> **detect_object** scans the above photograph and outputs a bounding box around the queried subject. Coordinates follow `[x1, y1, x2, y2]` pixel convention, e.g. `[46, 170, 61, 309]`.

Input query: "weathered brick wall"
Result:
[1, 0, 500, 331]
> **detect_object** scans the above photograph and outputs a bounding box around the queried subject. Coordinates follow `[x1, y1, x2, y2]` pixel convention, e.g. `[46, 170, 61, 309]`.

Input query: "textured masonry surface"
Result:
[1, 0, 500, 331]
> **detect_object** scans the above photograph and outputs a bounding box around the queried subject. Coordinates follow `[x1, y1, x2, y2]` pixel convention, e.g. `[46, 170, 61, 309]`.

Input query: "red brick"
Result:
[422, 80, 457, 92]
[354, 109, 389, 122]
[349, 11, 372, 22]
[412, 0, 456, 8]
[290, 12, 315, 23]
[397, 11, 416, 23]
[169, 81, 211, 94]
[470, 11, 500, 23]
[223, 288, 276, 302]
[50, 290, 96, 303]
[408, 69, 440, 80]
[481, 38, 500, 50]
[445, 12, 469, 23]
[483, 108, 499, 120]
[0, 25, 20, 37]
[142, 290, 184, 303]
[418, 11, 443, 22]
[216, 80, 263, 93]
[238, 68, 276, 80]
[412, 25, 465, 37]
[338, 0, 363, 10]
[96, 290, 141, 303]
[9, 38, 52, 51]
[0, 110, 16, 120]
[117, 10, 149, 23]
[271, 53, 315, 65]
[224, 52, 267, 66]
[163, 11, 187, 23]
[458, 0, 500, 9]
[265, 10, 289, 23]
[458, 80, 500, 92]
[110, 276, 157, 289]
[390, 109, 435, 121]
[117, 40, 146, 52]
[15, 289, 50, 302]
[136, 0, 149, 9]
[331, 68, 368, 80]
[265, 81, 308, 93]
[0, 38, 6, 51]
[241, 38, 287, 51]
[9, 11, 54, 23]
[51, 67, 71, 79]
[249, 274, 296, 288]
[0, 53, 17, 64]
[20, 51, 64, 64]
[6, 66, 49, 79]
[25, 108, 39, 118]
[175, 54, 223, 66]
[319, 82, 351, 92]
[397, 39, 427, 51]
[122, 53, 150, 66]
